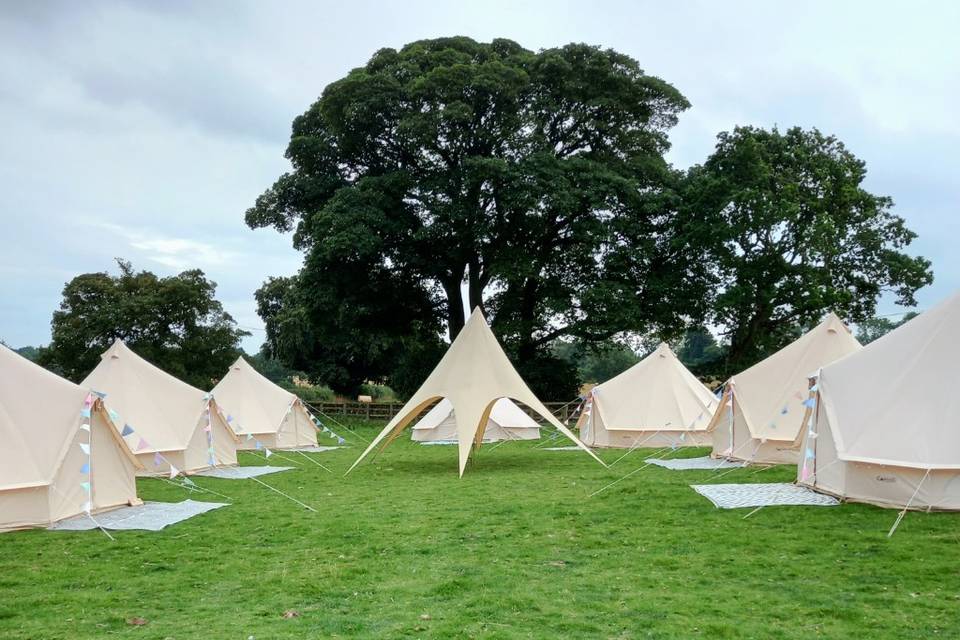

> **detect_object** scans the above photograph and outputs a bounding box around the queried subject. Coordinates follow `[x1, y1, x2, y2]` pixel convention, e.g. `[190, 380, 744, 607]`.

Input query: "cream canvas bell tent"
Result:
[577, 342, 718, 448]
[82, 340, 238, 476]
[1, 344, 142, 531]
[411, 397, 541, 443]
[708, 313, 861, 465]
[213, 357, 319, 450]
[798, 294, 960, 510]
[348, 308, 604, 476]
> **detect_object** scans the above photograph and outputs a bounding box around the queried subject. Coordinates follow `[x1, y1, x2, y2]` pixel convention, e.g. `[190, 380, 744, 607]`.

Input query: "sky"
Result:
[1, 0, 957, 352]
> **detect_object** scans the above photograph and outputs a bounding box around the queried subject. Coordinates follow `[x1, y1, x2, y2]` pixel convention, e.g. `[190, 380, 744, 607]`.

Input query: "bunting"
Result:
[79, 400, 92, 514]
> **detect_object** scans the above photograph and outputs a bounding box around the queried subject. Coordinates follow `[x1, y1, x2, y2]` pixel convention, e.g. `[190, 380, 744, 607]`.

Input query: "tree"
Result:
[683, 126, 933, 373]
[553, 339, 639, 386]
[855, 311, 919, 344]
[676, 326, 725, 368]
[38, 260, 248, 389]
[15, 346, 40, 362]
[246, 37, 697, 398]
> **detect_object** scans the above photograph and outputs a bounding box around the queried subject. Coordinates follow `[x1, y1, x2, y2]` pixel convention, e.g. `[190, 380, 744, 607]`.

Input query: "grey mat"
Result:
[192, 465, 293, 479]
[290, 446, 343, 453]
[647, 456, 744, 470]
[691, 483, 840, 509]
[542, 446, 583, 451]
[50, 500, 228, 531]
[419, 440, 458, 446]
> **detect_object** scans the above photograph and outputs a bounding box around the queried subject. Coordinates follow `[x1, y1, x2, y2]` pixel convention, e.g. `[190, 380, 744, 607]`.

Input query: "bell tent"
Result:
[411, 397, 541, 443]
[0, 344, 142, 531]
[798, 293, 960, 510]
[707, 313, 861, 465]
[82, 340, 238, 476]
[348, 308, 604, 476]
[577, 342, 718, 448]
[213, 357, 319, 450]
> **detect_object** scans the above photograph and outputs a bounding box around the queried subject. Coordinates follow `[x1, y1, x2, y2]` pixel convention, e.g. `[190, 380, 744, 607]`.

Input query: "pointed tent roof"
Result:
[725, 313, 861, 442]
[816, 293, 960, 469]
[1, 344, 141, 491]
[588, 342, 717, 431]
[81, 339, 228, 454]
[212, 356, 305, 436]
[348, 308, 603, 476]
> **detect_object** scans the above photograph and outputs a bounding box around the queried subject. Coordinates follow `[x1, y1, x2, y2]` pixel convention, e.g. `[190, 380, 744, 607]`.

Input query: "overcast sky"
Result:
[1, 0, 957, 352]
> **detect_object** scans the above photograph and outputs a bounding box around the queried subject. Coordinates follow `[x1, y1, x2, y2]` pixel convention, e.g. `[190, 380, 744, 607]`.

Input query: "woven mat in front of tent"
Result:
[647, 456, 744, 470]
[691, 483, 839, 509]
[192, 466, 293, 479]
[49, 500, 228, 531]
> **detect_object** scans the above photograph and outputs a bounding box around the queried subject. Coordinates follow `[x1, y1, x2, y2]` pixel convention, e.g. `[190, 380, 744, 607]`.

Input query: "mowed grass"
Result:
[1, 418, 958, 639]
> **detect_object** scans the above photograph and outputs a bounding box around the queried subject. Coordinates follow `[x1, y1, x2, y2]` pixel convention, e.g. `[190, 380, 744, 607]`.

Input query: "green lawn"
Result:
[1, 419, 958, 639]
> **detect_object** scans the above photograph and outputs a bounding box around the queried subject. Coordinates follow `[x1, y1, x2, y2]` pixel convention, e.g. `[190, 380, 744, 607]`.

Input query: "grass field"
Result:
[1, 418, 958, 639]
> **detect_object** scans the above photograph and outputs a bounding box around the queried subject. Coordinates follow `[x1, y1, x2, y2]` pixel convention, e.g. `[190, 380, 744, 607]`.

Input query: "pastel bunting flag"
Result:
[780, 406, 789, 415]
[246, 433, 254, 441]
[679, 432, 686, 442]
[204, 424, 212, 433]
[136, 437, 149, 451]
[121, 424, 134, 437]
[226, 415, 233, 423]
[169, 465, 179, 479]
[183, 477, 196, 487]
[80, 481, 91, 492]
[802, 397, 816, 409]
[255, 441, 262, 450]
[83, 393, 93, 406]
[337, 437, 345, 445]
[208, 456, 216, 466]
[805, 447, 815, 459]
[80, 407, 91, 418]
[83, 501, 92, 514]
[800, 463, 810, 481]
[264, 448, 273, 458]
[93, 390, 107, 399]
[202, 393, 212, 401]
[810, 383, 819, 392]
[154, 452, 163, 466]
[79, 442, 90, 455]
[80, 463, 90, 474]
[108, 409, 119, 421]
[80, 422, 90, 432]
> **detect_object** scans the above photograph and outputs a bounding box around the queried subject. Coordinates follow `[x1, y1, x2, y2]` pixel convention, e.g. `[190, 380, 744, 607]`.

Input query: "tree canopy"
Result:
[683, 126, 932, 373]
[38, 260, 248, 389]
[855, 311, 920, 345]
[246, 36, 698, 398]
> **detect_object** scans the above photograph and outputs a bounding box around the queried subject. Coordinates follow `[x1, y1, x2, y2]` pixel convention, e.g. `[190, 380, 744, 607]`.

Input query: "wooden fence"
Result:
[304, 399, 582, 424]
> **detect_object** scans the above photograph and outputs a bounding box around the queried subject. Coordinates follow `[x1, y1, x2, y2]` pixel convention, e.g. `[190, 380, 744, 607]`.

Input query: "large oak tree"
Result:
[247, 37, 697, 397]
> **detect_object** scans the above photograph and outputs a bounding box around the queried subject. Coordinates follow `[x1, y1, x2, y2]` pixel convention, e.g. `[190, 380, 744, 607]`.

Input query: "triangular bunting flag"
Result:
[183, 477, 196, 487]
[80, 463, 90, 474]
[255, 441, 262, 450]
[154, 452, 163, 466]
[121, 424, 134, 437]
[168, 465, 179, 479]
[83, 393, 93, 406]
[80, 407, 91, 418]
[79, 442, 90, 455]
[802, 397, 816, 409]
[246, 433, 254, 441]
[203, 424, 212, 433]
[226, 415, 233, 423]
[264, 448, 273, 458]
[80, 422, 90, 432]
[80, 481, 91, 492]
[108, 409, 119, 421]
[136, 437, 149, 451]
[83, 501, 92, 514]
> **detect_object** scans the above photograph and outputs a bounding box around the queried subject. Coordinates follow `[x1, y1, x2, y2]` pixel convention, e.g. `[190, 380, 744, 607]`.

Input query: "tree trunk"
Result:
[442, 278, 466, 342]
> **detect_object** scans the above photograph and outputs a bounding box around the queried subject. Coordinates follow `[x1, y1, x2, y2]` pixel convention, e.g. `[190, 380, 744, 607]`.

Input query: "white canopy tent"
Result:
[1, 344, 142, 531]
[348, 308, 603, 476]
[577, 342, 718, 448]
[798, 293, 960, 510]
[213, 357, 319, 450]
[411, 397, 540, 443]
[707, 313, 861, 465]
[82, 340, 238, 476]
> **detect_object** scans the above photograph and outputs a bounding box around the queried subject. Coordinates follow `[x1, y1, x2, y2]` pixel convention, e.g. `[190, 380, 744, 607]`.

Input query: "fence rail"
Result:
[305, 400, 582, 423]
